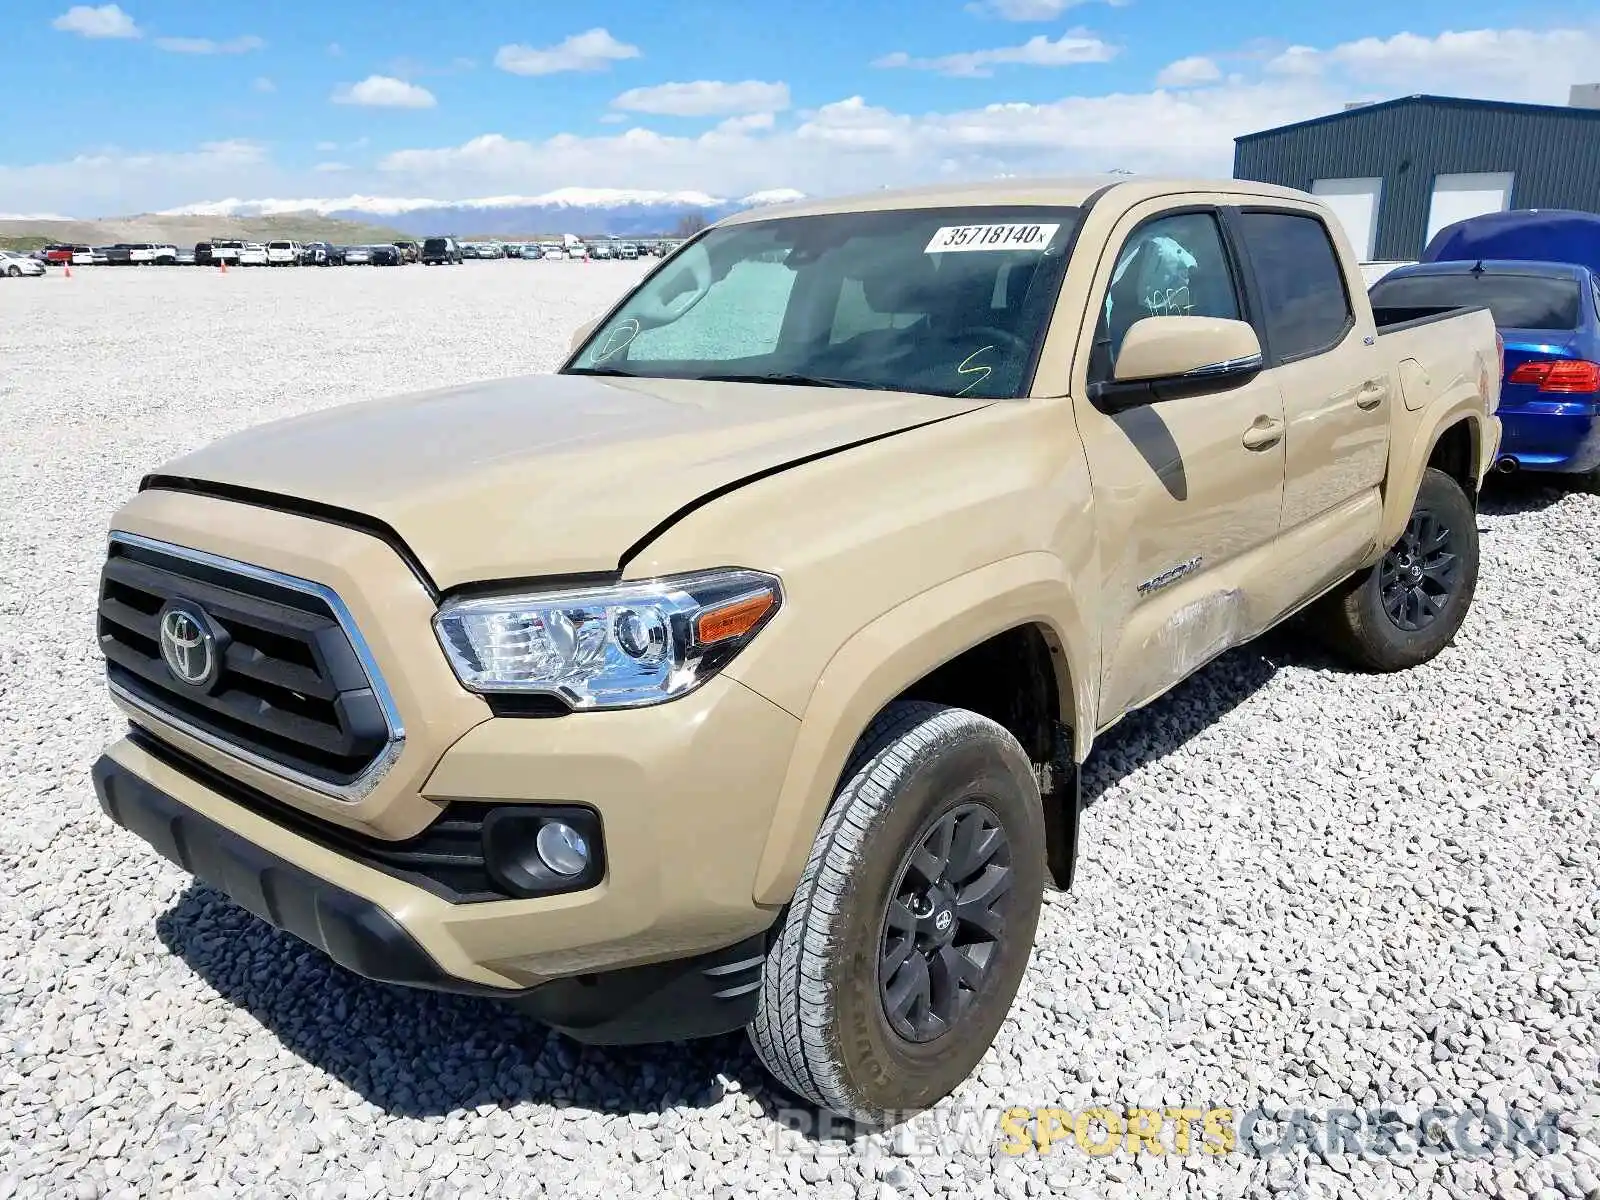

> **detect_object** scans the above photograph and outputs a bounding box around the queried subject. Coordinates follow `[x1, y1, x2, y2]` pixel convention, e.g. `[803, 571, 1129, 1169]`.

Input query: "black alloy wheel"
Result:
[1378, 507, 1460, 632]
[878, 800, 1013, 1044]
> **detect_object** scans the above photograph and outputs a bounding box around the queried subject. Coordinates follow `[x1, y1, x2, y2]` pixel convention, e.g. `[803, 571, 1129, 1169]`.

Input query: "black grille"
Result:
[98, 538, 392, 787]
[129, 729, 510, 903]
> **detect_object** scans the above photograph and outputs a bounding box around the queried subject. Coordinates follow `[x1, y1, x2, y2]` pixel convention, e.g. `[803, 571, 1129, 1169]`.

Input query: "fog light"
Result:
[536, 821, 590, 876]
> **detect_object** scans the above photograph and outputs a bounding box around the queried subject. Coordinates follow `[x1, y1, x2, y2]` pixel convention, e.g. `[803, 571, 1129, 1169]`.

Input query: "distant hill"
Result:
[0, 212, 414, 252]
[154, 188, 808, 239]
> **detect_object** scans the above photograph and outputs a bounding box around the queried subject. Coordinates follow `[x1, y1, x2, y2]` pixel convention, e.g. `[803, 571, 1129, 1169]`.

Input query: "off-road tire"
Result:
[1319, 467, 1479, 671]
[748, 701, 1045, 1121]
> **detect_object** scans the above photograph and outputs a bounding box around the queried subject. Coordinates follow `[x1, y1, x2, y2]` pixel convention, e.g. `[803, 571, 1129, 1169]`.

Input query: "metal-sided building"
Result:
[1233, 88, 1600, 263]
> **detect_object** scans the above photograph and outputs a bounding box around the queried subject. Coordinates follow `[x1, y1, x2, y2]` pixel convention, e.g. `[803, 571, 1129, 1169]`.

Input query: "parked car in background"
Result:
[209, 239, 243, 265]
[299, 242, 341, 266]
[590, 242, 613, 260]
[369, 244, 403, 266]
[420, 237, 462, 265]
[90, 247, 112, 266]
[618, 242, 639, 260]
[238, 243, 269, 267]
[38, 244, 82, 264]
[266, 241, 302, 267]
[518, 244, 542, 260]
[394, 241, 419, 264]
[71, 247, 95, 265]
[194, 243, 215, 266]
[102, 245, 132, 266]
[1371, 259, 1600, 485]
[176, 249, 196, 266]
[537, 242, 564, 260]
[343, 245, 372, 265]
[1, 249, 47, 277]
[1423, 208, 1600, 276]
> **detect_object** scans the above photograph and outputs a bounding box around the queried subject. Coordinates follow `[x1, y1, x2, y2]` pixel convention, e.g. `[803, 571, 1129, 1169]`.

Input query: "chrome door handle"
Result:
[1242, 416, 1285, 451]
[1355, 380, 1387, 410]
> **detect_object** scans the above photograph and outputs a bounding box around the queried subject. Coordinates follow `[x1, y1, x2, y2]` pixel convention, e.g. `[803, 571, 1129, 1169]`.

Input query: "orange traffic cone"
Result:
[64, 263, 72, 278]
[220, 258, 227, 274]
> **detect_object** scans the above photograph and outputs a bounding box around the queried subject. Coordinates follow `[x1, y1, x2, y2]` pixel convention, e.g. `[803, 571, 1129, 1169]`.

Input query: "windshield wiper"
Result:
[696, 372, 898, 390]
[565, 366, 641, 377]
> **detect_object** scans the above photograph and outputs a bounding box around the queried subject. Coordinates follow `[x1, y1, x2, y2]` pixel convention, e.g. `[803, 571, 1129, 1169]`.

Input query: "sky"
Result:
[3, 0, 1599, 216]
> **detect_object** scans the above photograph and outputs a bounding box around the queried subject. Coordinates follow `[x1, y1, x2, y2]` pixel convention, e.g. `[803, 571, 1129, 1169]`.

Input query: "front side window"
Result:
[567, 206, 1081, 399]
[1237, 212, 1353, 360]
[1091, 210, 1241, 380]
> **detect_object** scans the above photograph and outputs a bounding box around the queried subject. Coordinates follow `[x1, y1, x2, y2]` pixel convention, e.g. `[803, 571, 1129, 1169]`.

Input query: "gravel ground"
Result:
[2, 263, 1598, 1200]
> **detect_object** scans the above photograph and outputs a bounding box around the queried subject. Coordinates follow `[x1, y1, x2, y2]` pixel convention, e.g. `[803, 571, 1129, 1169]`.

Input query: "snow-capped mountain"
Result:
[157, 188, 808, 237]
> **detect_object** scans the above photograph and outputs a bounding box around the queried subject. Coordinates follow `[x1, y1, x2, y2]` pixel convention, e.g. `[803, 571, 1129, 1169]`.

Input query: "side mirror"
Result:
[569, 318, 599, 354]
[1092, 316, 1263, 411]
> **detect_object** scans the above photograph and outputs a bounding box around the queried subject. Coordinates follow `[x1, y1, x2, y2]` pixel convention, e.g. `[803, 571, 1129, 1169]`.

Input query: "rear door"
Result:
[1069, 200, 1288, 720]
[1229, 205, 1388, 595]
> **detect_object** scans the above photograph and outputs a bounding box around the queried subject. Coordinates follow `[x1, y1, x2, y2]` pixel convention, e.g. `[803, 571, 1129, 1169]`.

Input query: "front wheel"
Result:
[1317, 467, 1479, 671]
[748, 702, 1045, 1120]
[6, 266, 20, 278]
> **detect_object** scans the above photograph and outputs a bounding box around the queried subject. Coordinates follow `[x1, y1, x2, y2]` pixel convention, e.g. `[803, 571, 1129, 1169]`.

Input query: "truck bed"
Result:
[1372, 303, 1489, 336]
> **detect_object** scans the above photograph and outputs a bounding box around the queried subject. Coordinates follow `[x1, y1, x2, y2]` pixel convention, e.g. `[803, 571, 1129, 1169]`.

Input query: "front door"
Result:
[1070, 203, 1288, 721]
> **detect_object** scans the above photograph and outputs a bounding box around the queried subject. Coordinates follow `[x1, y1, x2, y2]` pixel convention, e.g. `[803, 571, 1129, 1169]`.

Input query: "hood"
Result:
[150, 373, 983, 589]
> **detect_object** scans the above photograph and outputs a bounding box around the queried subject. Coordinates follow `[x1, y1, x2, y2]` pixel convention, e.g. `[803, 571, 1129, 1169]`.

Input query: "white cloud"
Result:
[965, 0, 1104, 17]
[874, 32, 1117, 78]
[1264, 45, 1325, 77]
[0, 140, 271, 217]
[52, 4, 139, 39]
[716, 112, 777, 134]
[1157, 56, 1223, 87]
[314, 162, 351, 173]
[14, 24, 1600, 217]
[494, 29, 640, 76]
[251, 76, 275, 93]
[598, 113, 628, 125]
[155, 34, 263, 54]
[611, 80, 790, 117]
[331, 76, 437, 109]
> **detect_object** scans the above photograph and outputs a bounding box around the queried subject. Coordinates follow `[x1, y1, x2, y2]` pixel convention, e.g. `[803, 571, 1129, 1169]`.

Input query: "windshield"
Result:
[1370, 271, 1583, 330]
[566, 205, 1082, 399]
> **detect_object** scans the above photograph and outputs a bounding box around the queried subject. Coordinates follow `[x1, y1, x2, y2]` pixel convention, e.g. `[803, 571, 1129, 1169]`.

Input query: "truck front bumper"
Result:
[95, 672, 799, 1042]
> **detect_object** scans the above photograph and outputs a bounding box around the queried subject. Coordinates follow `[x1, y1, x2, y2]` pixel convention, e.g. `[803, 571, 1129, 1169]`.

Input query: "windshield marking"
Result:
[956, 346, 995, 396]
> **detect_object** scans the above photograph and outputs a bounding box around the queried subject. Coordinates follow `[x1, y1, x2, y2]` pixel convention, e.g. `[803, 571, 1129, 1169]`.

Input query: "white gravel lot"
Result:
[2, 262, 1598, 1200]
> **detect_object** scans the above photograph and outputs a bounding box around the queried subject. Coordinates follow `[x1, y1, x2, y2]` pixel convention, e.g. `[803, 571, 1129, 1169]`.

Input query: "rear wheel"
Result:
[1318, 467, 1479, 671]
[6, 266, 20, 277]
[748, 702, 1045, 1120]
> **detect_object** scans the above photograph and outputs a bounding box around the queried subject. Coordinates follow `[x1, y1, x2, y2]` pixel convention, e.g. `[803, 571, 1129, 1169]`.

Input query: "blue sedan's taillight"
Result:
[1506, 359, 1600, 393]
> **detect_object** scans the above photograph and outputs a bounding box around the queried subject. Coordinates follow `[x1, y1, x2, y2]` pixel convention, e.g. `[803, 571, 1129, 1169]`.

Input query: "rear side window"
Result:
[1237, 212, 1353, 360]
[1368, 272, 1582, 330]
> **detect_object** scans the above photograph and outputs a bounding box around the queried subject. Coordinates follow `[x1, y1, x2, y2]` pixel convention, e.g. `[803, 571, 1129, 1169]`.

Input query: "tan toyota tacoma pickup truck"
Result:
[92, 177, 1501, 1119]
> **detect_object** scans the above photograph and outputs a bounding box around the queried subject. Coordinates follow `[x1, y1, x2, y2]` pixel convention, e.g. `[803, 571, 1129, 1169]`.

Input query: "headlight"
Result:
[433, 569, 782, 709]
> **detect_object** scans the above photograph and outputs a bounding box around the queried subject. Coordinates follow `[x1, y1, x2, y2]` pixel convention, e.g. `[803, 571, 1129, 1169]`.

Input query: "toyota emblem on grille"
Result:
[158, 604, 218, 689]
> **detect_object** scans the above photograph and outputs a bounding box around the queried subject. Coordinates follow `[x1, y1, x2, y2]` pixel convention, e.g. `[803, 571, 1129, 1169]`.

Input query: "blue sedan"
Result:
[1370, 260, 1600, 485]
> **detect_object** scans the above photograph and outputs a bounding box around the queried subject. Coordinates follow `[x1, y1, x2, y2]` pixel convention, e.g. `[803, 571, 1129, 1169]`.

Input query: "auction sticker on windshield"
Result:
[925, 223, 1061, 254]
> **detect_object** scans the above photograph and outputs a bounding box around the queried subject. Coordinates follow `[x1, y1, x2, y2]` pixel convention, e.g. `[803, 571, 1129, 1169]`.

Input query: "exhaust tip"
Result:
[1495, 456, 1520, 474]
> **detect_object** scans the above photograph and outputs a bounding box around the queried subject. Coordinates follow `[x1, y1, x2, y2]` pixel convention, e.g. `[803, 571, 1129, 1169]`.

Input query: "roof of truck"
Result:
[717, 176, 1312, 224]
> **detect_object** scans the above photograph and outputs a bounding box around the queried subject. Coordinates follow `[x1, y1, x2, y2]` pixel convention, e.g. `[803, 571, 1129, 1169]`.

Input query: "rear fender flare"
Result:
[1377, 399, 1489, 552]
